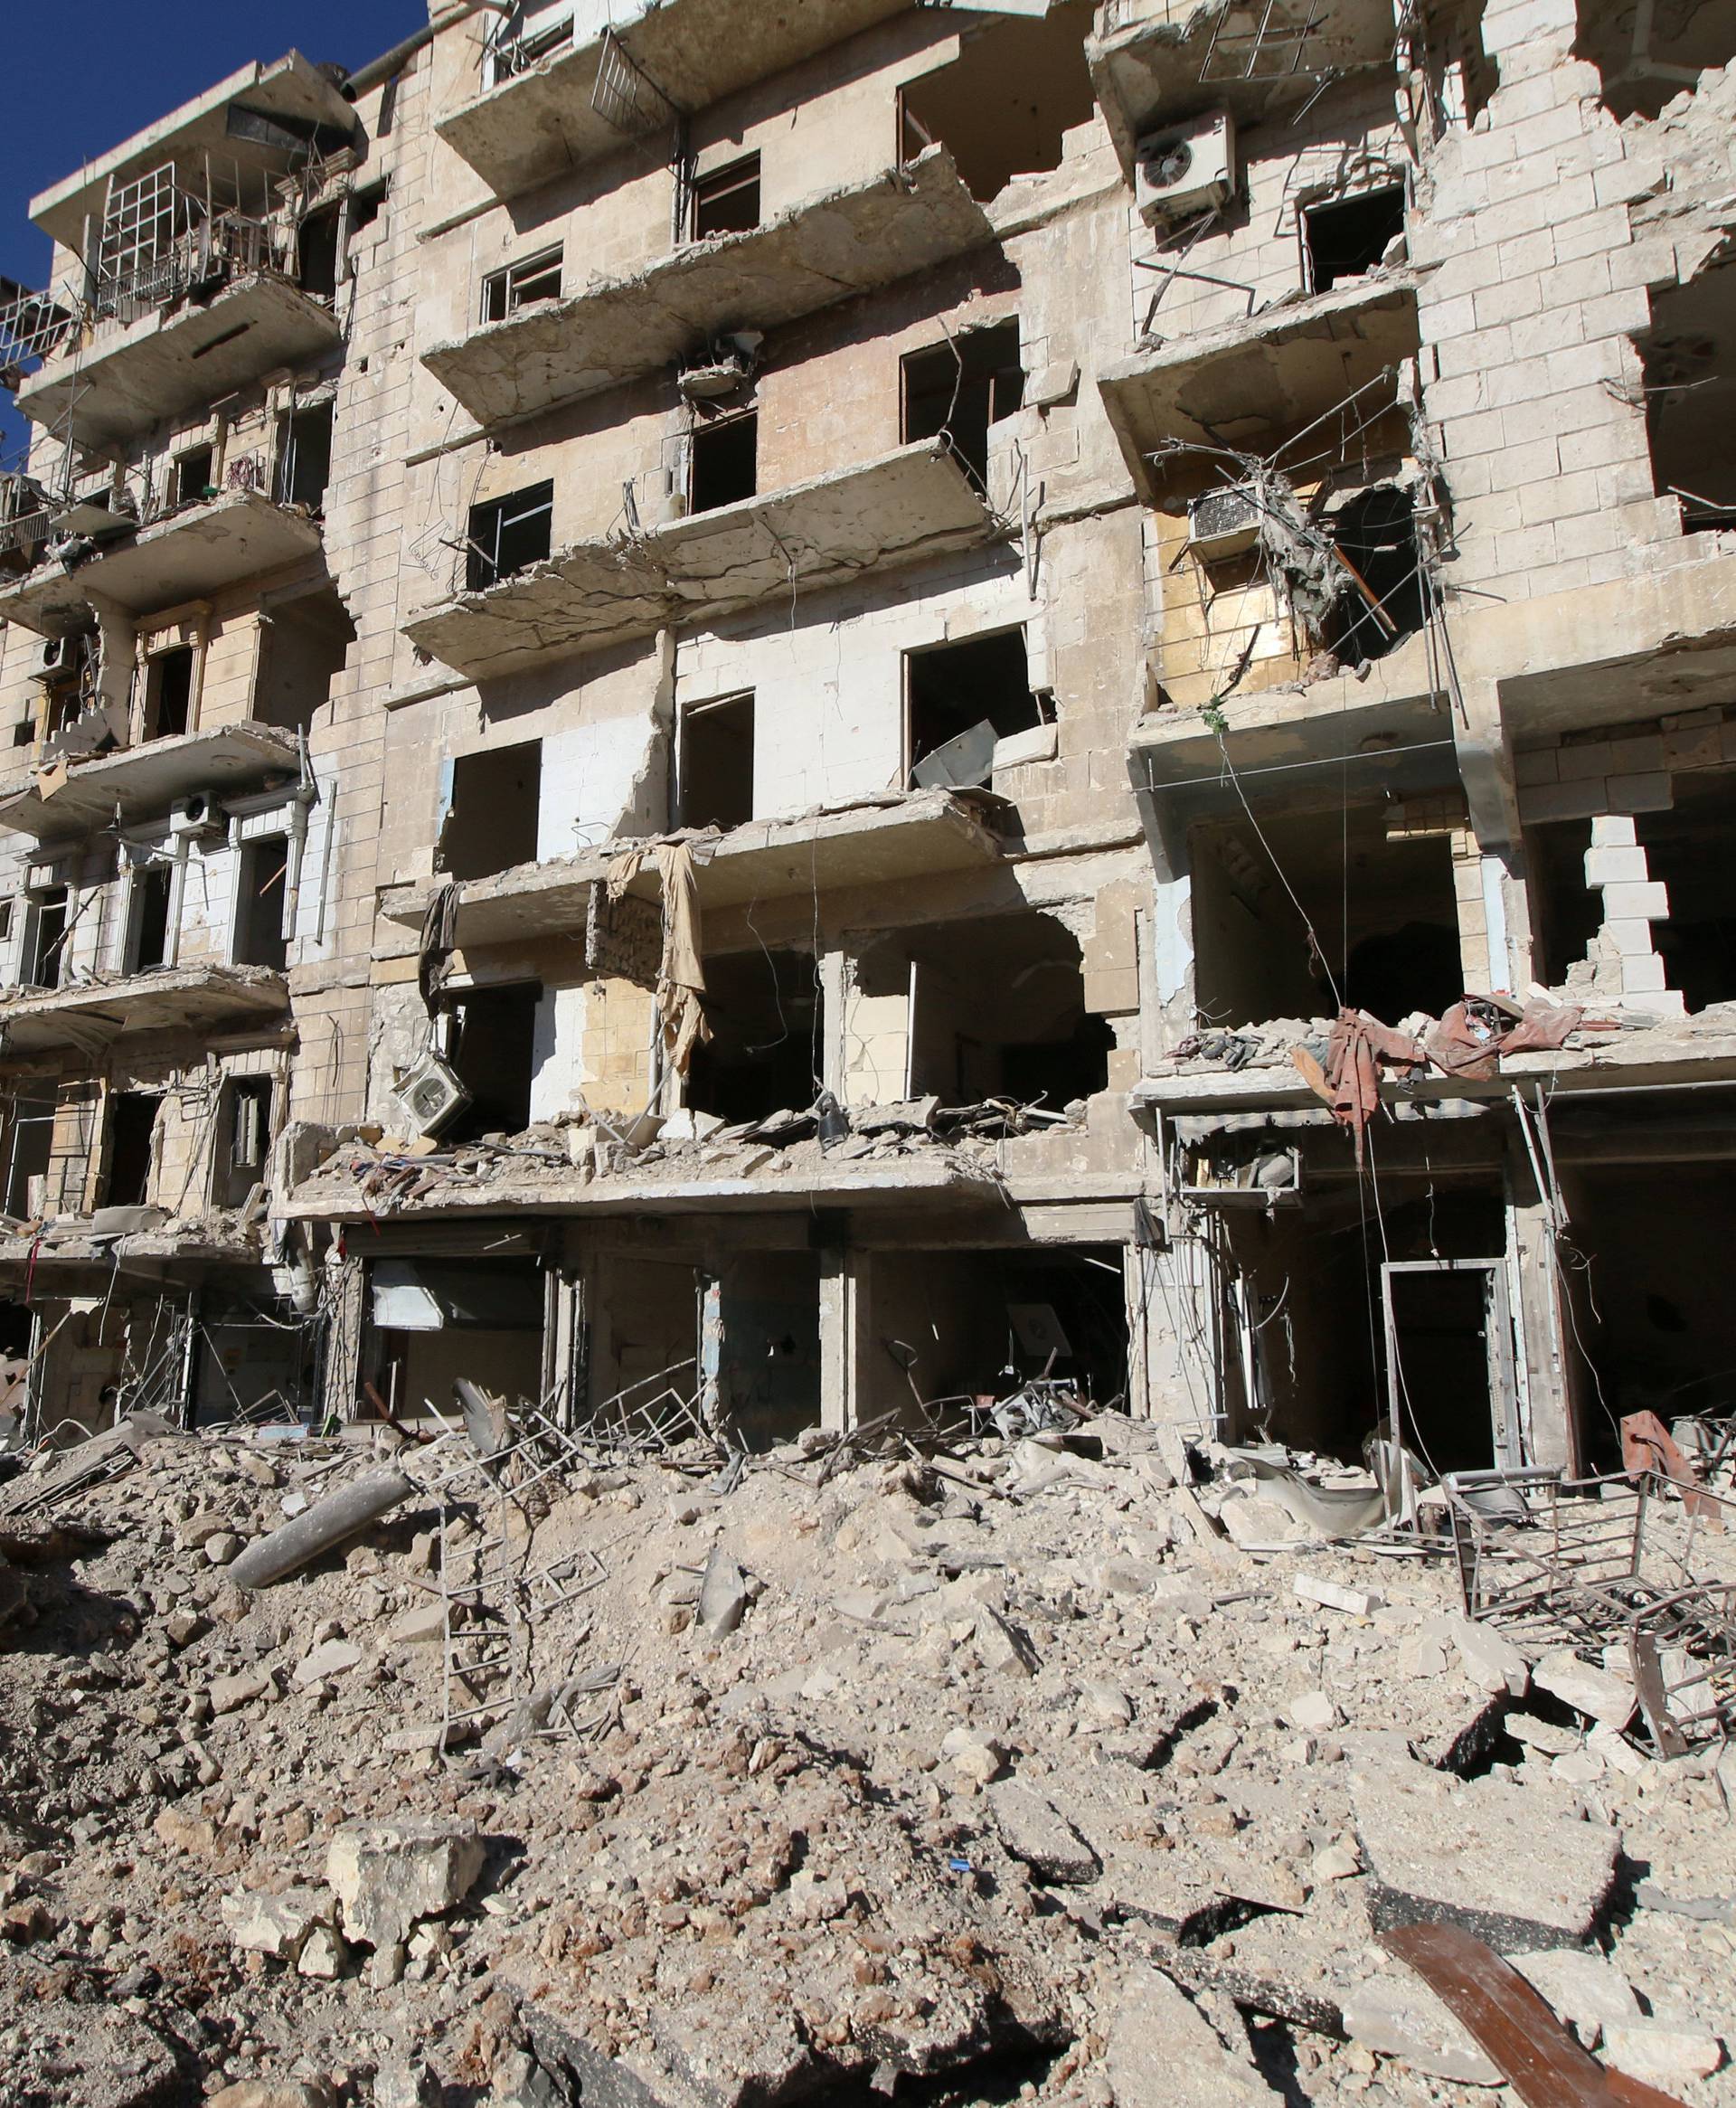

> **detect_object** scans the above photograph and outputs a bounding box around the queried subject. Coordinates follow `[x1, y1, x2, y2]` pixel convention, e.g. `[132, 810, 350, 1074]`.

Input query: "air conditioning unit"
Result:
[1181, 1144, 1302, 1205]
[1135, 110, 1236, 226]
[37, 633, 78, 677]
[169, 792, 226, 839]
[394, 1050, 471, 1139]
[1187, 482, 1263, 561]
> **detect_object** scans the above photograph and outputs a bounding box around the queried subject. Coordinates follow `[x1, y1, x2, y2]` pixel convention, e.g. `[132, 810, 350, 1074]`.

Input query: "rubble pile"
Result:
[0, 1413, 1732, 2107]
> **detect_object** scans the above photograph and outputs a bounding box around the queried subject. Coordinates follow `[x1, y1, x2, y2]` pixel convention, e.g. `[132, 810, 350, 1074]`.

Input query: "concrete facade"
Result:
[0, 0, 1731, 1472]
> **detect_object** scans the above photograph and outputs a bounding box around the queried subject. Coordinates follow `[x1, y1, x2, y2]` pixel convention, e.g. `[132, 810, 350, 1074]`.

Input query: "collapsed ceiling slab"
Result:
[404, 440, 1006, 680]
[435, 0, 917, 201]
[16, 277, 344, 452]
[0, 964, 289, 1056]
[1099, 276, 1420, 498]
[0, 492, 324, 638]
[0, 724, 302, 841]
[424, 149, 992, 430]
[377, 788, 1010, 946]
[1088, 0, 1399, 172]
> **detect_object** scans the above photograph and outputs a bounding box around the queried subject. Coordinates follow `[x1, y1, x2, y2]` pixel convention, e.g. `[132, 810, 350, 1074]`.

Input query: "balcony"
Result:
[1088, 0, 1399, 172]
[0, 724, 301, 842]
[436, 0, 912, 202]
[1099, 274, 1420, 501]
[424, 148, 989, 430]
[0, 491, 323, 638]
[15, 273, 343, 453]
[405, 440, 1006, 680]
[378, 788, 1011, 946]
[0, 964, 288, 1056]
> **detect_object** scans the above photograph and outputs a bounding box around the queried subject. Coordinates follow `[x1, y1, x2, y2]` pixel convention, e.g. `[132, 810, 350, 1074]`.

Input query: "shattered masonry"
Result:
[0, 0, 1735, 2096]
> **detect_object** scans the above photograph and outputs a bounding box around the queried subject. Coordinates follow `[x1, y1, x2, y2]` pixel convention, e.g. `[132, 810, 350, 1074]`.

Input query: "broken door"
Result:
[1382, 1258, 1520, 1475]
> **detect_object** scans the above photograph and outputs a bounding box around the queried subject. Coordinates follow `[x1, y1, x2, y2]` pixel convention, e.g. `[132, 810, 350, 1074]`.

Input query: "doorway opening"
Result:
[687, 948, 820, 1124]
[234, 837, 290, 970]
[905, 628, 1043, 785]
[441, 741, 542, 881]
[143, 646, 194, 741]
[901, 320, 1023, 488]
[1638, 775, 1736, 1013]
[371, 1255, 547, 1424]
[102, 1091, 159, 1209]
[1303, 186, 1406, 293]
[675, 692, 754, 831]
[691, 154, 762, 240]
[1383, 1258, 1517, 1476]
[448, 982, 542, 1141]
[127, 862, 175, 972]
[689, 411, 758, 515]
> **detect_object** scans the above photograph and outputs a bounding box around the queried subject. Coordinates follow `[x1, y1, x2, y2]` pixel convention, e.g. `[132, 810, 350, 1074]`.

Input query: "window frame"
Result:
[479, 244, 564, 325]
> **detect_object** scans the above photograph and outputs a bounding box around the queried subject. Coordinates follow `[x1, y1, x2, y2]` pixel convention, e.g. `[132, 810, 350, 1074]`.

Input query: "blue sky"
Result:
[1, 3, 425, 465]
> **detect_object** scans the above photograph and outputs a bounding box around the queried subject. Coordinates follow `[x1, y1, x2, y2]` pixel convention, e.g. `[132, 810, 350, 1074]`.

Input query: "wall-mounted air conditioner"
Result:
[1186, 483, 1263, 561]
[37, 633, 80, 678]
[394, 1050, 471, 1139]
[1136, 111, 1236, 226]
[169, 793, 226, 839]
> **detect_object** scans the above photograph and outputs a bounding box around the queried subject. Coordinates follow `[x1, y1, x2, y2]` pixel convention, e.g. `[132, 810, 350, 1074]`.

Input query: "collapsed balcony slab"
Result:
[404, 440, 1005, 679]
[0, 963, 288, 1056]
[425, 150, 992, 430]
[435, 0, 915, 201]
[1099, 277, 1420, 501]
[0, 491, 324, 638]
[0, 724, 301, 841]
[1088, 0, 1399, 174]
[15, 276, 344, 453]
[377, 789, 1009, 947]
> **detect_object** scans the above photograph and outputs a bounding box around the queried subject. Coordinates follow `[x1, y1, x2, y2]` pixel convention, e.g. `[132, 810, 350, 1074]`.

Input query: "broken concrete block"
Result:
[490, 2047, 566, 2108]
[296, 1923, 347, 1980]
[1288, 1690, 1341, 1733]
[1342, 1972, 1504, 2086]
[1218, 1495, 1305, 1548]
[697, 1545, 750, 1636]
[1294, 1574, 1381, 1616]
[372, 2060, 439, 2108]
[292, 1639, 363, 1687]
[389, 1601, 447, 1647]
[1601, 2021, 1724, 2085]
[1104, 1964, 1281, 2103]
[326, 1819, 485, 1952]
[1448, 1618, 1529, 1698]
[1354, 1759, 1619, 1951]
[1510, 1947, 1640, 2042]
[1533, 1649, 1636, 1729]
[1080, 1680, 1133, 1725]
[203, 1532, 244, 1566]
[987, 1782, 1099, 1884]
[974, 1603, 1037, 1678]
[208, 1670, 271, 1716]
[221, 1886, 331, 1962]
[940, 1725, 1004, 1783]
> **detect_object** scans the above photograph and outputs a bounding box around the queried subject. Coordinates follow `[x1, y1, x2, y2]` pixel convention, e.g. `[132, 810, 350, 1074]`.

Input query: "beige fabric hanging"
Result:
[604, 840, 711, 1074]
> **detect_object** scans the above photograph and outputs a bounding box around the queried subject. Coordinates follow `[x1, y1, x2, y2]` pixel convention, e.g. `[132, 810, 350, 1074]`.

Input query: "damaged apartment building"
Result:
[0, 0, 1730, 1479]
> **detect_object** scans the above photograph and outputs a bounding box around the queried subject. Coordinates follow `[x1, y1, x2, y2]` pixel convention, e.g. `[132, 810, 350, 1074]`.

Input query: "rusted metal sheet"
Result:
[1620, 1410, 1723, 1527]
[1380, 1923, 1687, 2108]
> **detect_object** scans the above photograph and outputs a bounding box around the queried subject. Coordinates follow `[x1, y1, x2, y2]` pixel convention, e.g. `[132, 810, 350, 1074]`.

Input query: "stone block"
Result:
[1590, 813, 1637, 846]
[326, 1819, 485, 1952]
[1599, 881, 1668, 921]
[987, 1783, 1099, 1885]
[1533, 1650, 1636, 1727]
[220, 1886, 332, 1962]
[1104, 1965, 1281, 2104]
[1582, 846, 1646, 886]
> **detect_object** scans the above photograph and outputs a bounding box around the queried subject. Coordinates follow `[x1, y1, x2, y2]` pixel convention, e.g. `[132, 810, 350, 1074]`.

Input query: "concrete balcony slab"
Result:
[15, 276, 344, 453]
[0, 964, 288, 1056]
[0, 724, 301, 842]
[435, 0, 911, 201]
[0, 492, 323, 638]
[424, 149, 991, 429]
[377, 789, 1011, 947]
[405, 440, 1006, 680]
[1099, 275, 1420, 500]
[1089, 0, 1399, 174]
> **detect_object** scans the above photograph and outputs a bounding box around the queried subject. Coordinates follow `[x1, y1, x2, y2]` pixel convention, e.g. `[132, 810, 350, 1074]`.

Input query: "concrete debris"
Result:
[696, 1544, 750, 1636]
[1104, 1965, 1282, 2103]
[1341, 1972, 1505, 2086]
[1533, 1649, 1638, 1730]
[326, 1819, 486, 1954]
[987, 1782, 1100, 1884]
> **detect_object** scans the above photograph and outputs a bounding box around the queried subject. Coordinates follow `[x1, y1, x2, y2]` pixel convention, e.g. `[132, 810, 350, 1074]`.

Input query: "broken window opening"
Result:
[1303, 185, 1406, 294]
[25, 887, 68, 990]
[1637, 776, 1736, 1014]
[480, 244, 564, 324]
[854, 911, 1110, 1110]
[102, 1090, 158, 1210]
[1573, 0, 1736, 118]
[865, 1243, 1129, 1424]
[1524, 816, 1604, 988]
[690, 155, 761, 241]
[675, 692, 754, 832]
[688, 411, 758, 515]
[278, 401, 334, 512]
[1190, 803, 1463, 1028]
[901, 320, 1024, 491]
[174, 444, 215, 510]
[1318, 486, 1428, 667]
[440, 741, 542, 883]
[486, 0, 577, 85]
[447, 982, 542, 1143]
[251, 585, 353, 735]
[467, 481, 554, 591]
[687, 949, 821, 1126]
[297, 203, 343, 300]
[897, 4, 1097, 203]
[143, 645, 194, 742]
[190, 1286, 319, 1431]
[213, 1075, 273, 1209]
[234, 837, 289, 972]
[1637, 259, 1736, 533]
[127, 863, 175, 973]
[370, 1255, 547, 1424]
[905, 629, 1043, 788]
[2, 1092, 55, 1219]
